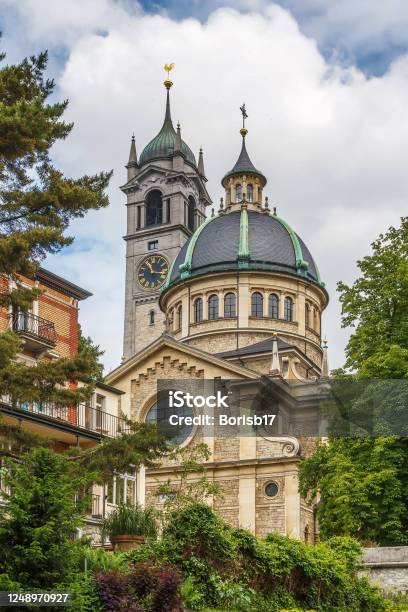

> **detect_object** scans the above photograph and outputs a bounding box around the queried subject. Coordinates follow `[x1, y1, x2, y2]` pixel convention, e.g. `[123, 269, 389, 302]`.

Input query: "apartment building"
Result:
[0, 268, 141, 542]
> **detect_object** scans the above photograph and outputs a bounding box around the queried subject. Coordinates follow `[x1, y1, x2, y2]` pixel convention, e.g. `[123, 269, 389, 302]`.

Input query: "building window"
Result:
[251, 292, 263, 317]
[235, 183, 242, 202]
[194, 297, 203, 323]
[149, 310, 155, 325]
[146, 394, 193, 445]
[284, 296, 293, 321]
[146, 189, 163, 226]
[224, 292, 236, 318]
[269, 293, 279, 319]
[177, 305, 182, 330]
[148, 240, 158, 251]
[136, 206, 141, 229]
[187, 196, 195, 232]
[208, 294, 219, 320]
[305, 303, 310, 328]
[265, 482, 279, 498]
[106, 473, 137, 506]
[247, 183, 253, 202]
[94, 393, 106, 430]
[166, 198, 170, 223]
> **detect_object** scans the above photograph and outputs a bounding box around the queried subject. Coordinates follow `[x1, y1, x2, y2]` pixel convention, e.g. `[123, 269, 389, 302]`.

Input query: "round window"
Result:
[145, 390, 193, 445]
[265, 482, 279, 498]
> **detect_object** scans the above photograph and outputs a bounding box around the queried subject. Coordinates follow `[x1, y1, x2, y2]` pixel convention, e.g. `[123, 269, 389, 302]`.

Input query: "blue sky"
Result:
[1, 0, 408, 371]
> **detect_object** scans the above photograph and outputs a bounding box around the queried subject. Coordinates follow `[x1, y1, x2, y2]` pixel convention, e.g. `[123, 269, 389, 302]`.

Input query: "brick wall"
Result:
[0, 274, 79, 359]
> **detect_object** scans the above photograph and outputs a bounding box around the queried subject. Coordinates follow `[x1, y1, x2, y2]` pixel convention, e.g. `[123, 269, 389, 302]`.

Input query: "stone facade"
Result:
[111, 86, 330, 542]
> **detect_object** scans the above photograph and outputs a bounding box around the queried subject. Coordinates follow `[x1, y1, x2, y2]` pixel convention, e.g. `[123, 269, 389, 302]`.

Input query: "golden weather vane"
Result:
[164, 63, 175, 89]
[239, 102, 248, 137]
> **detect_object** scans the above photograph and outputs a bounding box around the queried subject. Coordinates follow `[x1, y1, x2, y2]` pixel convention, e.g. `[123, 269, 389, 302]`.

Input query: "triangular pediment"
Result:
[106, 334, 259, 386]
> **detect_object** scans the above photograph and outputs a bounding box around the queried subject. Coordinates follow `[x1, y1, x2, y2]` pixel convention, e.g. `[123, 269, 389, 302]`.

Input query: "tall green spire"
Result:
[139, 85, 196, 166]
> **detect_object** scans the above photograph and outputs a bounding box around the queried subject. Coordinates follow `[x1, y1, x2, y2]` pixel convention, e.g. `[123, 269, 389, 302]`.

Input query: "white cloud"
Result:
[2, 1, 408, 371]
[279, 0, 408, 55]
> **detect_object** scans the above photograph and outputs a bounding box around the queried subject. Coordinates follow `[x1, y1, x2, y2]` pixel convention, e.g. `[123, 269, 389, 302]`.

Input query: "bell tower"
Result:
[121, 67, 212, 359]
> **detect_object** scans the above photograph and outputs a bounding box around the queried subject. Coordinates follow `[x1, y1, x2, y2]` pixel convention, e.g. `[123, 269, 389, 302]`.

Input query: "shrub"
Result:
[127, 502, 388, 611]
[95, 570, 142, 612]
[80, 546, 128, 572]
[67, 573, 103, 612]
[152, 565, 182, 612]
[101, 503, 158, 540]
[180, 576, 207, 610]
[129, 561, 158, 597]
[95, 562, 182, 612]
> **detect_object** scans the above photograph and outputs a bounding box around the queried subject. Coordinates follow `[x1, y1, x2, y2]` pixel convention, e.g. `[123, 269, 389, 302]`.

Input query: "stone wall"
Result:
[360, 547, 408, 594]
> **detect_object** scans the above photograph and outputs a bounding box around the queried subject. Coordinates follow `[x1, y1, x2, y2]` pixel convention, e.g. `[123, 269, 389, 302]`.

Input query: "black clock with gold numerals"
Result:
[137, 255, 169, 290]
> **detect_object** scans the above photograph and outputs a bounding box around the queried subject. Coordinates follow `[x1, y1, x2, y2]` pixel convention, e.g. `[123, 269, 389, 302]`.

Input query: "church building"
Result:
[106, 71, 329, 541]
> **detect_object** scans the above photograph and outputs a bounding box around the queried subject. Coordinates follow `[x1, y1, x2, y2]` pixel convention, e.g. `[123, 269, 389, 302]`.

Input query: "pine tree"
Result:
[0, 45, 112, 406]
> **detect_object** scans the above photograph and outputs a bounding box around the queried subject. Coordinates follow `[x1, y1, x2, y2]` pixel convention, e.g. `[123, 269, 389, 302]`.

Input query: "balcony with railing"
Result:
[10, 311, 57, 352]
[0, 397, 128, 439]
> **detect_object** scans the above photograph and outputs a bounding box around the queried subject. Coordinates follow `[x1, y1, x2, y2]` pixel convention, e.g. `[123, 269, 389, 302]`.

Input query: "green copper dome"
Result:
[139, 90, 196, 167]
[162, 208, 325, 294]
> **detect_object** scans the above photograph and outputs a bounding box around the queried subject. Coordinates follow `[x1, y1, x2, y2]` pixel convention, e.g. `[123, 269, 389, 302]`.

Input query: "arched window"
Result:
[251, 292, 263, 317]
[269, 294, 279, 319]
[247, 183, 253, 202]
[187, 196, 195, 232]
[146, 391, 193, 445]
[284, 296, 293, 321]
[224, 292, 236, 318]
[194, 297, 203, 323]
[149, 310, 155, 325]
[146, 189, 163, 226]
[208, 294, 219, 320]
[177, 305, 182, 330]
[235, 183, 242, 202]
[305, 303, 310, 328]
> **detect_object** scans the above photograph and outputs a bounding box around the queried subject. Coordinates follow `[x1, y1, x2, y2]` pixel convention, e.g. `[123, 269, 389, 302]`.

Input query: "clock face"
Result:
[138, 255, 169, 289]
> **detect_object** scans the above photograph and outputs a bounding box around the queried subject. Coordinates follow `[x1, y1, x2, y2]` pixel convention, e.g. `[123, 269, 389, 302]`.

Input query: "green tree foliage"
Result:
[337, 217, 408, 377]
[0, 45, 112, 406]
[0, 448, 86, 589]
[78, 324, 105, 382]
[300, 218, 408, 545]
[0, 47, 112, 311]
[0, 425, 167, 591]
[68, 420, 168, 483]
[127, 502, 386, 611]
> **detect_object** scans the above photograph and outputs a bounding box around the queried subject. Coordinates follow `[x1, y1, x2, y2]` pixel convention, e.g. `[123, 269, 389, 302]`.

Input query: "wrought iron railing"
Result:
[1, 398, 127, 438]
[10, 311, 56, 345]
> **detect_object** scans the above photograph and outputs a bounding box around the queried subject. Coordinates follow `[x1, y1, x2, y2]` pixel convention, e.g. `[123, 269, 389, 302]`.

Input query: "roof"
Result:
[222, 137, 266, 186]
[96, 381, 125, 395]
[36, 268, 92, 301]
[106, 333, 259, 385]
[139, 89, 196, 167]
[217, 337, 293, 359]
[162, 209, 325, 294]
